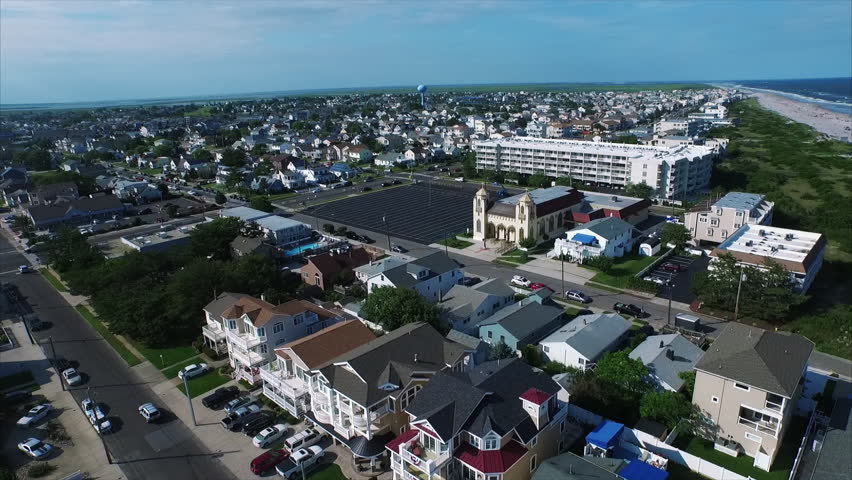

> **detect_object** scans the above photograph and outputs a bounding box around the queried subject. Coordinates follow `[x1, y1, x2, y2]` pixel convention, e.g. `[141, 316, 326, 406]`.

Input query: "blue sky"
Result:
[1, 0, 850, 104]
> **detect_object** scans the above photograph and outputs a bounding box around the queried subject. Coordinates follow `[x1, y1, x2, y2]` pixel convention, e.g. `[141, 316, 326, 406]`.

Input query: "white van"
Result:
[284, 427, 324, 453]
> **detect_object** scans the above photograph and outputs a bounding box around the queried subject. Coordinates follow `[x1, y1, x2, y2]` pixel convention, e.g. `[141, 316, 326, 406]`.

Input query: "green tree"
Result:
[214, 191, 227, 205]
[250, 144, 268, 156]
[679, 371, 696, 398]
[193, 149, 213, 162]
[157, 183, 169, 197]
[13, 215, 33, 234]
[360, 287, 442, 331]
[519, 235, 537, 249]
[461, 151, 477, 179]
[660, 223, 691, 249]
[594, 351, 651, 394]
[189, 217, 243, 260]
[220, 148, 246, 168]
[249, 196, 274, 213]
[625, 182, 654, 199]
[24, 150, 53, 170]
[639, 391, 695, 429]
[490, 341, 516, 360]
[41, 228, 104, 274]
[527, 171, 551, 188]
[224, 169, 245, 189]
[555, 176, 573, 187]
[152, 144, 175, 158]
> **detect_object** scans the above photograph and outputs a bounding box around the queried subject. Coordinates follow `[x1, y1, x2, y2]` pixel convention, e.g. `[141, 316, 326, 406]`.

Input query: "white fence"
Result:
[566, 404, 751, 480]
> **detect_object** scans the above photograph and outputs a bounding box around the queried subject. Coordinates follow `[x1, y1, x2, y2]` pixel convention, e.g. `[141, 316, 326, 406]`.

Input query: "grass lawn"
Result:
[438, 237, 474, 249]
[584, 254, 659, 288]
[201, 182, 230, 193]
[0, 370, 35, 390]
[39, 268, 67, 292]
[495, 248, 534, 265]
[161, 356, 203, 379]
[74, 306, 142, 367]
[177, 371, 232, 397]
[134, 343, 199, 370]
[307, 463, 347, 480]
[666, 463, 709, 480]
[675, 417, 806, 480]
[267, 192, 298, 202]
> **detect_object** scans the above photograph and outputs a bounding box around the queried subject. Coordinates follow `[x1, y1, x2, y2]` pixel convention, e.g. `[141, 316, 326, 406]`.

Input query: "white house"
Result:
[273, 169, 306, 190]
[550, 216, 637, 263]
[112, 180, 162, 203]
[539, 313, 632, 371]
[253, 215, 312, 246]
[365, 252, 463, 303]
[438, 279, 516, 334]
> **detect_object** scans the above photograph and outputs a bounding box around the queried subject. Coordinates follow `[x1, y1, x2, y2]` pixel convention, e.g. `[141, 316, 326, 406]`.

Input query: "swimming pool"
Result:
[283, 242, 323, 257]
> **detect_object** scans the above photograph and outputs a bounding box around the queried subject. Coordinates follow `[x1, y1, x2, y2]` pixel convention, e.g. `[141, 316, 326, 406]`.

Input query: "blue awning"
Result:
[586, 420, 624, 449]
[571, 233, 597, 245]
[620, 460, 669, 480]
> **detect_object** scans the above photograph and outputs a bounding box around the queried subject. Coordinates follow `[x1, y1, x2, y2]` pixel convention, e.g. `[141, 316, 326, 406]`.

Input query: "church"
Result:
[472, 186, 584, 245]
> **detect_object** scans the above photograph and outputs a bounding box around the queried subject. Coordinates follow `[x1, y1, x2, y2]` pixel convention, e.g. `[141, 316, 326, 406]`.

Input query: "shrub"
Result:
[27, 463, 57, 478]
[202, 346, 221, 361]
[323, 223, 335, 234]
[335, 226, 348, 235]
[626, 276, 661, 294]
[585, 255, 614, 273]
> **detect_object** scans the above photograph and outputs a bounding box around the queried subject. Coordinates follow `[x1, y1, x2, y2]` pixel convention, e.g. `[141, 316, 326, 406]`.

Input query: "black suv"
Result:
[613, 302, 645, 318]
[243, 412, 278, 437]
[202, 386, 240, 409]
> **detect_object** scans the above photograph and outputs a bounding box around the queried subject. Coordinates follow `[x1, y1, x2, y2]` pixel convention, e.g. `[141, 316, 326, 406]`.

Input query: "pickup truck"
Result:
[275, 445, 324, 479]
[220, 403, 260, 430]
[202, 386, 240, 409]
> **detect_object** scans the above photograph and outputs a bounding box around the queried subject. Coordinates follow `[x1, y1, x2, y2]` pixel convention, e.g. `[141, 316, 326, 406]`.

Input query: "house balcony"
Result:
[202, 323, 226, 343]
[399, 439, 450, 477]
[263, 384, 307, 417]
[738, 416, 779, 436]
[259, 365, 309, 398]
[231, 347, 267, 368]
[226, 330, 264, 350]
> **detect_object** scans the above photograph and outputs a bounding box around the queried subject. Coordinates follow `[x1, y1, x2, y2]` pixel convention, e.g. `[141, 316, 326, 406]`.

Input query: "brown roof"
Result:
[275, 320, 376, 369]
[221, 297, 338, 327]
[305, 247, 372, 275]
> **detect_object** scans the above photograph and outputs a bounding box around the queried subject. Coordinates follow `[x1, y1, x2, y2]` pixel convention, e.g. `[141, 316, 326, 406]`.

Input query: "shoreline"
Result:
[741, 88, 851, 142]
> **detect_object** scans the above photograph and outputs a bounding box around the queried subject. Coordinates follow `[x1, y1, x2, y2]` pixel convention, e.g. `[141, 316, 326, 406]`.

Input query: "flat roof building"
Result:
[473, 137, 714, 199]
[685, 192, 774, 245]
[121, 223, 198, 253]
[710, 224, 826, 293]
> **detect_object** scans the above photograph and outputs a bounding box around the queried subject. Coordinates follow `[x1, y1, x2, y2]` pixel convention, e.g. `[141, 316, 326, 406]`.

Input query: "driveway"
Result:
[654, 254, 710, 304]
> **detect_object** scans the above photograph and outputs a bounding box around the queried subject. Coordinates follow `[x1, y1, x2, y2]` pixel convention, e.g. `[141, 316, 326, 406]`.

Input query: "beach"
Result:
[747, 90, 851, 142]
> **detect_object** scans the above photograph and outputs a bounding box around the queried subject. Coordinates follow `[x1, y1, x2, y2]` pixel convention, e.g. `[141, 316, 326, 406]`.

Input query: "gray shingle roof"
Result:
[381, 252, 459, 288]
[478, 300, 564, 343]
[405, 358, 560, 441]
[571, 216, 636, 241]
[319, 322, 467, 407]
[203, 292, 246, 318]
[541, 313, 632, 361]
[629, 334, 705, 391]
[694, 323, 813, 397]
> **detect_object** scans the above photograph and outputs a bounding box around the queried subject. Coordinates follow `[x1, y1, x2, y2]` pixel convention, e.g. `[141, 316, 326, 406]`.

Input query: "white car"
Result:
[17, 404, 52, 428]
[62, 368, 83, 386]
[138, 402, 162, 423]
[177, 363, 209, 380]
[81, 398, 96, 415]
[686, 247, 705, 256]
[87, 406, 112, 433]
[18, 438, 53, 459]
[511, 275, 531, 287]
[644, 276, 666, 285]
[18, 265, 30, 274]
[253, 424, 288, 448]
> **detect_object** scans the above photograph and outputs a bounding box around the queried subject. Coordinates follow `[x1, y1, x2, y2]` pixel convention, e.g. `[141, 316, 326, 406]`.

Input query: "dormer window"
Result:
[484, 434, 499, 450]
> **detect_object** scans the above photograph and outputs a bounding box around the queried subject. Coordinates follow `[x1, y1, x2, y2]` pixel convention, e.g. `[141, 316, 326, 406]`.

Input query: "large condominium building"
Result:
[684, 192, 774, 245]
[709, 224, 826, 293]
[692, 323, 813, 471]
[472, 137, 714, 199]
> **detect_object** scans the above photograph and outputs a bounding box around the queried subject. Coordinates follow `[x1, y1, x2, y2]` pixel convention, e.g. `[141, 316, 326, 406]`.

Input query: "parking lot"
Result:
[306, 183, 473, 244]
[645, 254, 710, 304]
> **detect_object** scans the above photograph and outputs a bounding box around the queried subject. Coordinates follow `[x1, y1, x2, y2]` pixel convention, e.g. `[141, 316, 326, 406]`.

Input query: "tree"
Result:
[527, 171, 551, 188]
[249, 196, 274, 213]
[189, 217, 243, 260]
[625, 182, 654, 199]
[660, 223, 691, 250]
[585, 255, 614, 273]
[220, 148, 246, 168]
[555, 176, 573, 187]
[224, 169, 245, 189]
[519, 235, 537, 249]
[360, 287, 442, 331]
[461, 152, 477, 179]
[152, 144, 175, 158]
[40, 227, 104, 274]
[214, 191, 227, 205]
[250, 144, 268, 156]
[489, 341, 516, 360]
[157, 183, 169, 197]
[193, 149, 213, 162]
[678, 371, 696, 398]
[594, 351, 650, 394]
[639, 391, 695, 429]
[323, 223, 336, 234]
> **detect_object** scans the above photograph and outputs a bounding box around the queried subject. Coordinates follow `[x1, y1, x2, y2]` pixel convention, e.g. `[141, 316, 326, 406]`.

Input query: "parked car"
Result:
[177, 363, 209, 380]
[275, 446, 324, 479]
[223, 396, 253, 415]
[18, 265, 30, 274]
[358, 235, 375, 244]
[380, 182, 391, 187]
[283, 427, 325, 453]
[252, 424, 288, 448]
[17, 404, 52, 428]
[17, 438, 53, 460]
[221, 404, 261, 430]
[510, 275, 531, 287]
[138, 403, 162, 423]
[685, 247, 705, 256]
[644, 276, 665, 285]
[250, 449, 289, 475]
[202, 386, 240, 409]
[460, 276, 481, 287]
[392, 179, 401, 185]
[660, 262, 686, 272]
[613, 302, 646, 318]
[244, 413, 279, 438]
[3, 389, 32, 405]
[62, 368, 82, 386]
[391, 244, 407, 253]
[529, 282, 550, 291]
[361, 186, 372, 192]
[565, 290, 592, 304]
[87, 406, 112, 433]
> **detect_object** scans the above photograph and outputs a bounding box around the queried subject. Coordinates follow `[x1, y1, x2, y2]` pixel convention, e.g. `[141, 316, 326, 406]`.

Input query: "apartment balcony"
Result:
[202, 323, 226, 343]
[226, 330, 264, 350]
[260, 366, 309, 398]
[738, 416, 779, 436]
[263, 384, 307, 417]
[231, 347, 267, 368]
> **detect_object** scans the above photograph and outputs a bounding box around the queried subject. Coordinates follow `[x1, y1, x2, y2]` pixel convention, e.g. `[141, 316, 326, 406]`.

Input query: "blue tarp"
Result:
[619, 460, 669, 480]
[586, 420, 624, 449]
[571, 233, 597, 245]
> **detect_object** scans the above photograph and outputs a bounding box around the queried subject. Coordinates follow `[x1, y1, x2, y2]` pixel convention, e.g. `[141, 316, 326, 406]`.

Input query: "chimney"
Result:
[666, 349, 674, 360]
[659, 340, 664, 348]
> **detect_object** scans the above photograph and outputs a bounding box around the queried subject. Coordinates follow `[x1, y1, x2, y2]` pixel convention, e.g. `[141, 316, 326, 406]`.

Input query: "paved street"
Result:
[0, 232, 237, 480]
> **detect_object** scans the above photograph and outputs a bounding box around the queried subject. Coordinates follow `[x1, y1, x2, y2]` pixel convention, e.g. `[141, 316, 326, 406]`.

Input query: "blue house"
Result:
[477, 295, 564, 353]
[329, 162, 357, 179]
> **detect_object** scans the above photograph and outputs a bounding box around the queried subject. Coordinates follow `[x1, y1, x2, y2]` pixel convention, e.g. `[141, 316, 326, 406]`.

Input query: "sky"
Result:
[1, 0, 850, 105]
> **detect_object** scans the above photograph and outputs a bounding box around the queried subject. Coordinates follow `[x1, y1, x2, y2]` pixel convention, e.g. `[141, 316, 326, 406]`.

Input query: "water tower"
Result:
[417, 84, 428, 107]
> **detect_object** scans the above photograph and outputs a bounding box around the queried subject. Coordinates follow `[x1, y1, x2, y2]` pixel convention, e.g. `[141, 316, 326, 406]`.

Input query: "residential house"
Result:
[250, 175, 285, 193]
[112, 180, 162, 203]
[25, 195, 125, 230]
[629, 334, 704, 392]
[439, 279, 515, 334]
[330, 162, 358, 179]
[684, 192, 774, 246]
[445, 329, 490, 366]
[478, 296, 565, 354]
[386, 358, 571, 480]
[365, 252, 463, 303]
[353, 257, 407, 283]
[273, 169, 307, 190]
[230, 236, 278, 259]
[692, 323, 813, 470]
[254, 215, 312, 246]
[539, 313, 631, 371]
[301, 247, 373, 290]
[260, 320, 376, 417]
[27, 182, 79, 206]
[374, 152, 412, 168]
[305, 322, 471, 463]
[299, 165, 336, 185]
[200, 293, 343, 384]
[551, 217, 637, 263]
[345, 145, 373, 163]
[404, 147, 431, 163]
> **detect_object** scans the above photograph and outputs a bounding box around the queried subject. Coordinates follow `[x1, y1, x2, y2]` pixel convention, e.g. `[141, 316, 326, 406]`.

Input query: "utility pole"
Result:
[383, 215, 391, 251]
[733, 265, 745, 322]
[560, 252, 565, 297]
[183, 374, 197, 426]
[667, 272, 674, 326]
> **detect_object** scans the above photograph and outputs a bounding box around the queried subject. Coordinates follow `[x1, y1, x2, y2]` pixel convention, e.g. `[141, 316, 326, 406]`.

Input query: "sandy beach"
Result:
[746, 90, 851, 142]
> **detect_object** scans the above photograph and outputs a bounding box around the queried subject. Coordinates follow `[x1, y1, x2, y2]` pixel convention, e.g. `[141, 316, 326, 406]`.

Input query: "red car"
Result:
[250, 449, 288, 475]
[661, 262, 686, 272]
[529, 283, 551, 291]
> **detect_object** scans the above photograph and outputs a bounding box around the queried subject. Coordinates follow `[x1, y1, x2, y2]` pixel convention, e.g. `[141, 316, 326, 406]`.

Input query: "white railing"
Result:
[202, 324, 226, 341]
[401, 448, 435, 476]
[231, 348, 266, 367]
[226, 330, 264, 350]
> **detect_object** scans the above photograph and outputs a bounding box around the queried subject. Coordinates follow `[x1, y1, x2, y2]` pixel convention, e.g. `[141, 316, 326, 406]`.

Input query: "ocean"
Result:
[735, 77, 852, 115]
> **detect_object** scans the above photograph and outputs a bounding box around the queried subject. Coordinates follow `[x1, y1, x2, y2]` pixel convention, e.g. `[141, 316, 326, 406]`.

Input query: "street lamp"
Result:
[733, 265, 746, 322]
[160, 354, 164, 368]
